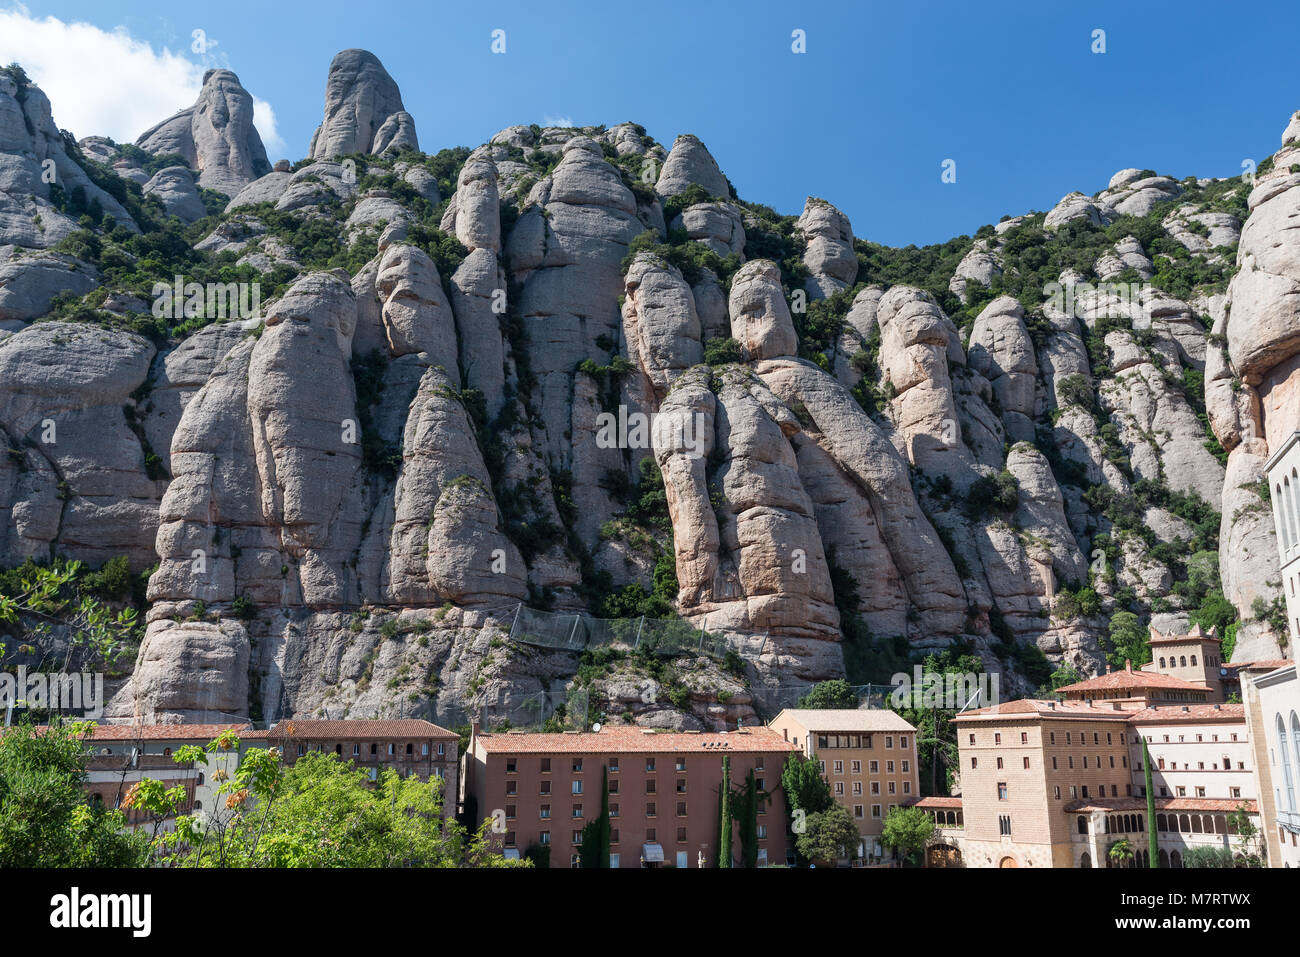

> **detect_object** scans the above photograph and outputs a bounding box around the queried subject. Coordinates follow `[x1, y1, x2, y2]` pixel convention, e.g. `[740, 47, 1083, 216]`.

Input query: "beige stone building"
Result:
[919, 694, 1263, 867]
[768, 709, 919, 861]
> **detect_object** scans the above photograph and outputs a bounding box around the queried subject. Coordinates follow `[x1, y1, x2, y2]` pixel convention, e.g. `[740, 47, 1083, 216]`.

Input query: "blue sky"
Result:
[4, 0, 1299, 245]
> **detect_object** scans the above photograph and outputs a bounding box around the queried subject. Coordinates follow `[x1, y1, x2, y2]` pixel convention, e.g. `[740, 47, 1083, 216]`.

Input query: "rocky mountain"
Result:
[0, 51, 1292, 730]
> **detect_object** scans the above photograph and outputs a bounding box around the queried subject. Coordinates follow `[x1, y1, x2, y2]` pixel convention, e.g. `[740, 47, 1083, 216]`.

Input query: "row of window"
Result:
[971, 754, 1129, 771]
[296, 741, 445, 757]
[815, 734, 909, 750]
[820, 759, 909, 775]
[504, 800, 758, 821]
[503, 825, 772, 848]
[504, 756, 762, 774]
[1145, 732, 1240, 744]
[1157, 653, 1217, 668]
[969, 730, 1130, 747]
[506, 776, 765, 797]
[834, 779, 909, 796]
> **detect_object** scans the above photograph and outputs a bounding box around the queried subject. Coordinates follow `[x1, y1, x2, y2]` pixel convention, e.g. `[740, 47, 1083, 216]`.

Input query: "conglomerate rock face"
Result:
[0, 48, 1292, 725]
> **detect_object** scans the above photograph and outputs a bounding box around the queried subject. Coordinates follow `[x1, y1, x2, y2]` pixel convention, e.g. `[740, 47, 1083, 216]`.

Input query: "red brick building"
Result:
[465, 724, 797, 867]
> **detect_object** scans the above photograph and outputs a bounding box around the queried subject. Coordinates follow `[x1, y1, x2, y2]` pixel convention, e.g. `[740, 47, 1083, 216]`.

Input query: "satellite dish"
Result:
[592, 723, 602, 733]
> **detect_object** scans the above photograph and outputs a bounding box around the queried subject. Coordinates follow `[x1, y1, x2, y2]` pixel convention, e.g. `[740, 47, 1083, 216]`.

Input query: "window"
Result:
[994, 733, 1002, 745]
[370, 744, 377, 755]
[900, 736, 908, 749]
[997, 757, 1004, 770]
[506, 781, 517, 795]
[646, 828, 656, 842]
[869, 760, 878, 773]
[646, 758, 656, 772]
[675, 756, 686, 771]
[901, 760, 910, 773]
[646, 803, 656, 818]
[610, 853, 620, 868]
[833, 760, 843, 774]
[610, 830, 619, 844]
[835, 782, 845, 795]
[608, 780, 618, 794]
[1020, 732, 1028, 744]
[540, 805, 551, 819]
[406, 743, 413, 755]
[871, 782, 880, 795]
[999, 815, 1012, 837]
[506, 805, 516, 820]
[853, 782, 862, 795]
[645, 780, 656, 794]
[572, 780, 583, 795]
[540, 758, 551, 773]
[539, 830, 550, 844]
[352, 743, 359, 756]
[1023, 757, 1030, 769]
[610, 803, 619, 818]
[886, 736, 894, 749]
[997, 782, 1008, 800]
[676, 778, 687, 793]
[572, 804, 583, 818]
[676, 851, 689, 868]
[854, 805, 864, 818]
[1050, 732, 1056, 744]
[888, 782, 896, 795]
[871, 805, 882, 819]
[608, 758, 618, 772]
[969, 733, 975, 745]
[573, 759, 583, 773]
[971, 757, 978, 769]
[541, 781, 552, 795]
[887, 761, 895, 774]
[677, 802, 687, 817]
[757, 825, 768, 839]
[573, 831, 583, 846]
[851, 760, 861, 773]
[504, 831, 515, 846]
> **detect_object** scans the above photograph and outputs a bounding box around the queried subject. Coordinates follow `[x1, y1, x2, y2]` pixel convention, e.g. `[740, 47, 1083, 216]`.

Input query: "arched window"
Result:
[1170, 850, 1182, 868]
[1159, 657, 1166, 668]
[1080, 851, 1091, 868]
[1278, 485, 1290, 549]
[197, 772, 205, 786]
[1180, 656, 1187, 667]
[1156, 813, 1167, 832]
[1291, 712, 1300, 792]
[406, 743, 414, 754]
[1191, 655, 1198, 666]
[1291, 468, 1300, 546]
[1179, 813, 1191, 832]
[1286, 476, 1300, 550]
[1279, 714, 1297, 812]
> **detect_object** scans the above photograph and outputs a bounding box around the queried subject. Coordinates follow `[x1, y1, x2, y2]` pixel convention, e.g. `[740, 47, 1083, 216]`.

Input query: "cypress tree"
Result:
[717, 755, 732, 868]
[1143, 737, 1158, 867]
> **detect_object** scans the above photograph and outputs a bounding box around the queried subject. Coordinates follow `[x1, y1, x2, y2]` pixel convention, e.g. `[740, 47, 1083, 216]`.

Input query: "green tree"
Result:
[797, 679, 859, 709]
[781, 751, 833, 815]
[1143, 738, 1158, 867]
[797, 803, 861, 865]
[731, 768, 767, 868]
[717, 755, 732, 868]
[1108, 838, 1135, 867]
[0, 719, 149, 867]
[1103, 611, 1150, 670]
[880, 805, 935, 866]
[151, 741, 524, 868]
[580, 765, 611, 867]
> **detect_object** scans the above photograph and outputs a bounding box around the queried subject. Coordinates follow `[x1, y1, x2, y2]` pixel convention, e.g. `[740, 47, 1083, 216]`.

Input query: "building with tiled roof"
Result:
[1054, 661, 1213, 706]
[768, 709, 919, 862]
[268, 718, 458, 811]
[466, 721, 796, 868]
[930, 688, 1262, 869]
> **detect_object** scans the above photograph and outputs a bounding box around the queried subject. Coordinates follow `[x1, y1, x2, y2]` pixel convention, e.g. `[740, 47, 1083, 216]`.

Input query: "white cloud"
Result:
[0, 6, 282, 155]
[542, 114, 574, 129]
[252, 97, 287, 159]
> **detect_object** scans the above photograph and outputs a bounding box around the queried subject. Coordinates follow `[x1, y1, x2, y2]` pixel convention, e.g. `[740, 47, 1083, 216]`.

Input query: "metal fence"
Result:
[499, 603, 763, 660]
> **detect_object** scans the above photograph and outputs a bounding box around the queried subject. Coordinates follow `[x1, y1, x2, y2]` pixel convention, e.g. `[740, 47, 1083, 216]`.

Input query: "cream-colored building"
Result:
[1245, 663, 1300, 867]
[920, 696, 1263, 868]
[769, 709, 919, 862]
[1267, 431, 1300, 644]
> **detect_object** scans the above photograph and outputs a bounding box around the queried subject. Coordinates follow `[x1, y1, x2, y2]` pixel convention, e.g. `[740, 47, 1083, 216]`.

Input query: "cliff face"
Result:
[0, 51, 1291, 727]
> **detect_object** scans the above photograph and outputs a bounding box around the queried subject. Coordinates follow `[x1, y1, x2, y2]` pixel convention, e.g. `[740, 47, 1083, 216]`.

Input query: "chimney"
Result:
[1125, 660, 1133, 673]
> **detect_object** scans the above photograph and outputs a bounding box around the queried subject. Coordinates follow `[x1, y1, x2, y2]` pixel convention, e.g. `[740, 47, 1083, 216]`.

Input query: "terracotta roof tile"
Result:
[475, 726, 797, 754]
[1055, 669, 1210, 694]
[266, 719, 456, 739]
[61, 723, 250, 741]
[1126, 703, 1245, 722]
[954, 699, 1131, 721]
[902, 796, 963, 809]
[769, 709, 917, 733]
